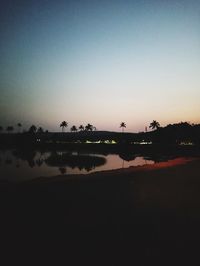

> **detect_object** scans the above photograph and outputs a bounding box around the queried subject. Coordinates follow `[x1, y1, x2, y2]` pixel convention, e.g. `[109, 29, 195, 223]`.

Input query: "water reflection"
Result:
[45, 152, 106, 172]
[59, 167, 67, 175]
[12, 149, 37, 168]
[0, 149, 156, 181]
[35, 159, 43, 167]
[119, 152, 137, 168]
[119, 152, 136, 161]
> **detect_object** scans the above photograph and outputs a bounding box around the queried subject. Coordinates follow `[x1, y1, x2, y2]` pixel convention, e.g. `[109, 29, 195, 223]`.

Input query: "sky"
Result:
[0, 0, 200, 132]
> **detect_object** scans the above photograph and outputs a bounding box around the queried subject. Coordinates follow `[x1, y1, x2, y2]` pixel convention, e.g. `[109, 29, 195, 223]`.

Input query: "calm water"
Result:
[0, 149, 155, 182]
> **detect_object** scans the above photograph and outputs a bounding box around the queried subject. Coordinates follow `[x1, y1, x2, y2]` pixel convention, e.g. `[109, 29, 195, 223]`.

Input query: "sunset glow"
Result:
[0, 0, 200, 132]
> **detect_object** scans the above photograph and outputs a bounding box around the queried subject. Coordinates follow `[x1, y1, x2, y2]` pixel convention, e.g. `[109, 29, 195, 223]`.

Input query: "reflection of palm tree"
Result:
[60, 121, 68, 132]
[85, 166, 93, 172]
[29, 160, 35, 168]
[36, 159, 43, 167]
[79, 125, 84, 131]
[71, 125, 77, 132]
[59, 167, 67, 175]
[120, 122, 126, 132]
[119, 153, 136, 161]
[149, 120, 160, 130]
[12, 149, 36, 167]
[39, 150, 46, 160]
[46, 153, 106, 170]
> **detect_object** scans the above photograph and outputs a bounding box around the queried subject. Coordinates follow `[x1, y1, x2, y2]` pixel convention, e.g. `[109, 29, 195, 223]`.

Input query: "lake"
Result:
[0, 149, 155, 182]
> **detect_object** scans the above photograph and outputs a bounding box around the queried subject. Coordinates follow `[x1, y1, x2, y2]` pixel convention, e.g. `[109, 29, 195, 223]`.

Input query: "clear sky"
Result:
[0, 0, 200, 132]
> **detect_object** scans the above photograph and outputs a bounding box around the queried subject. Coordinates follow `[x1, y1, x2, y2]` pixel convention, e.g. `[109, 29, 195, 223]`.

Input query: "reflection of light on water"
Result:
[104, 155, 154, 171]
[124, 156, 154, 167]
[148, 158, 192, 169]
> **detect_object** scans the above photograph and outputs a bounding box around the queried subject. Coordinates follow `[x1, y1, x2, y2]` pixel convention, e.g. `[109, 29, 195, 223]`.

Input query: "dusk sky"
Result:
[0, 0, 200, 132]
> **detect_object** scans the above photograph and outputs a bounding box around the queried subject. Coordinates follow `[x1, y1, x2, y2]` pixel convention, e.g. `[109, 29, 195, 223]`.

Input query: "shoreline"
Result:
[31, 156, 199, 184]
[28, 156, 200, 210]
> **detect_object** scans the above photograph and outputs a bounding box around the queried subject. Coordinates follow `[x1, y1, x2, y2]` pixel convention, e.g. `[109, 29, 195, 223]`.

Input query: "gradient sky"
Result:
[0, 0, 200, 132]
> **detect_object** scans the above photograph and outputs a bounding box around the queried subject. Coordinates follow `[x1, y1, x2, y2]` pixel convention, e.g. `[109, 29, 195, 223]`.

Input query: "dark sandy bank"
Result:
[1, 157, 200, 265]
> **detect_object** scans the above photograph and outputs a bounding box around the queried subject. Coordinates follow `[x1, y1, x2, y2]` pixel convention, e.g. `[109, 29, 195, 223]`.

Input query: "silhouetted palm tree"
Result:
[7, 126, 14, 133]
[79, 125, 84, 131]
[149, 120, 160, 130]
[85, 123, 93, 131]
[37, 127, 44, 133]
[71, 125, 77, 132]
[17, 123, 22, 133]
[60, 121, 68, 132]
[120, 122, 126, 132]
[29, 125, 37, 133]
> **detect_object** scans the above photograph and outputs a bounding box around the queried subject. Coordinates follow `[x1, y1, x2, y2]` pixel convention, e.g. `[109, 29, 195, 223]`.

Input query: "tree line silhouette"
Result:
[0, 119, 190, 135]
[0, 121, 200, 147]
[0, 121, 135, 133]
[60, 122, 96, 132]
[0, 122, 98, 133]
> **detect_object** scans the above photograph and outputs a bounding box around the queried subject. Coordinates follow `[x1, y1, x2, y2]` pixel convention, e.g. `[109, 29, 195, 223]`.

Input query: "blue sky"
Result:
[0, 0, 200, 132]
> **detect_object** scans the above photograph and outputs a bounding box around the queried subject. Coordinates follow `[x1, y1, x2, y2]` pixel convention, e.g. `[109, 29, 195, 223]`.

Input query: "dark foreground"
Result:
[1, 158, 200, 265]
